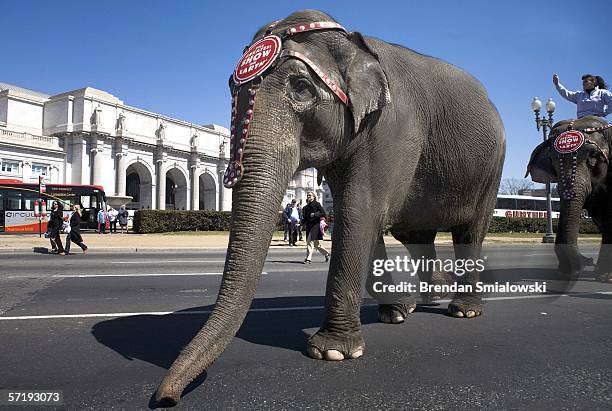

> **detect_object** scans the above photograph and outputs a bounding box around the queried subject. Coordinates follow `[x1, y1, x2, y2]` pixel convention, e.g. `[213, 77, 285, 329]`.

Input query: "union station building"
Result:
[0, 82, 326, 211]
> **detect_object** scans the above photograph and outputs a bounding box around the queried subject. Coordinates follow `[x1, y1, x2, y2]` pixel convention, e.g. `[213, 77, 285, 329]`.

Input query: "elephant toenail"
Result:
[466, 311, 475, 318]
[324, 350, 344, 361]
[392, 315, 404, 323]
[454, 310, 465, 318]
[307, 347, 323, 360]
[350, 349, 363, 359]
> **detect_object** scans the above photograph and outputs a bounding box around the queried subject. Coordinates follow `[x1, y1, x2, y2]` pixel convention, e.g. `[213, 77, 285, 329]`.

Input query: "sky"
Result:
[3, 0, 611, 182]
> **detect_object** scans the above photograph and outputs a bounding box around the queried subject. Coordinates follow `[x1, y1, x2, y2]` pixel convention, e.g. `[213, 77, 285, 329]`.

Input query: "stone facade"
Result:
[0, 82, 324, 211]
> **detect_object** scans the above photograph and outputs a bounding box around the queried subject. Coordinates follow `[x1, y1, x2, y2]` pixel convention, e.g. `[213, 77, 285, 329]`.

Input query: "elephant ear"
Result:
[344, 32, 391, 133]
[525, 140, 557, 183]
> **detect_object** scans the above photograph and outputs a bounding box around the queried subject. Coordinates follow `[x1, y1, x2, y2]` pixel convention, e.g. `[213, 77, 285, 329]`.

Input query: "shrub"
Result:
[133, 211, 601, 235]
[133, 210, 231, 233]
[487, 217, 599, 234]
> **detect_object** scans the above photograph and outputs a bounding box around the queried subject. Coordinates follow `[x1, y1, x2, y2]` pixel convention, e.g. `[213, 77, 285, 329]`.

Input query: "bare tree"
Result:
[499, 178, 534, 195]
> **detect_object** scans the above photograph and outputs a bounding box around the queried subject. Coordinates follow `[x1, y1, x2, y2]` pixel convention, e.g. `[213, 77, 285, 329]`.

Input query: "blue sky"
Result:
[3, 0, 610, 181]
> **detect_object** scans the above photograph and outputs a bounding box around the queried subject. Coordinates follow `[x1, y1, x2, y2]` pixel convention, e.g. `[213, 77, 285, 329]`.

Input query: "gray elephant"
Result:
[526, 115, 611, 282]
[155, 10, 505, 405]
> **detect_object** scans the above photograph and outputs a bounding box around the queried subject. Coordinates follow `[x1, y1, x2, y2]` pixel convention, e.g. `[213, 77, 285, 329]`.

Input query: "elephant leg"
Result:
[595, 231, 612, 283]
[307, 195, 382, 362]
[365, 232, 416, 324]
[398, 230, 453, 305]
[448, 221, 487, 319]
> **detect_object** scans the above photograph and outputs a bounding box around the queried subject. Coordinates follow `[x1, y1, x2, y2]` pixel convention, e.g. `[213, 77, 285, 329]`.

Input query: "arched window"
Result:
[126, 172, 140, 203]
[166, 176, 177, 208]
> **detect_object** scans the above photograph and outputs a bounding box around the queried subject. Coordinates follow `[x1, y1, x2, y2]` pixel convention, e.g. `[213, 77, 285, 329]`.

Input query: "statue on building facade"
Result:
[90, 104, 102, 126]
[219, 139, 227, 156]
[156, 121, 166, 143]
[116, 111, 126, 133]
[191, 132, 199, 150]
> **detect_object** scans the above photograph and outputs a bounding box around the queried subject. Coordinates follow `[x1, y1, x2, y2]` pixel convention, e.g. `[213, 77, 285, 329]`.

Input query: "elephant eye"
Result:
[289, 76, 316, 102]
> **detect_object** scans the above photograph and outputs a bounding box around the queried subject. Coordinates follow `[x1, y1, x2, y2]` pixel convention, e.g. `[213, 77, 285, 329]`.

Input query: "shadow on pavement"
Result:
[92, 296, 380, 368]
[92, 296, 381, 407]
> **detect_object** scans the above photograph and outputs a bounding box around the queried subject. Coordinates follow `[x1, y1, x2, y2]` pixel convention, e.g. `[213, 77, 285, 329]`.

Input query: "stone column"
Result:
[91, 145, 105, 186]
[217, 169, 225, 211]
[115, 152, 127, 196]
[156, 158, 166, 210]
[191, 166, 200, 211]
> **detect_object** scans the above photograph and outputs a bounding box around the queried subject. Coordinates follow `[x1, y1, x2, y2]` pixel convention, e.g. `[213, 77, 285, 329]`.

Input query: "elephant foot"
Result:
[378, 297, 416, 324]
[307, 329, 365, 361]
[596, 273, 612, 283]
[447, 300, 483, 319]
[581, 255, 594, 267]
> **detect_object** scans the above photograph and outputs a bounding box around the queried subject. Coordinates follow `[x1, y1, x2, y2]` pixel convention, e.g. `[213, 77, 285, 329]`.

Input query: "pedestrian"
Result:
[553, 73, 612, 119]
[285, 199, 301, 246]
[301, 191, 330, 263]
[97, 207, 107, 234]
[118, 205, 129, 233]
[282, 203, 291, 242]
[47, 200, 65, 255]
[65, 204, 88, 254]
[297, 200, 304, 241]
[108, 206, 119, 233]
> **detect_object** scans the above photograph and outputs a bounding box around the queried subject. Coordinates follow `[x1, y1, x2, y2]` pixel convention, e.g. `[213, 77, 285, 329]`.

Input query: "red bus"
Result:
[0, 179, 107, 233]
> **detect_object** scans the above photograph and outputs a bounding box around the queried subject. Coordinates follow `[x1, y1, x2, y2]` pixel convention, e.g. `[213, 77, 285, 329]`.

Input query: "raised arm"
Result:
[553, 74, 578, 103]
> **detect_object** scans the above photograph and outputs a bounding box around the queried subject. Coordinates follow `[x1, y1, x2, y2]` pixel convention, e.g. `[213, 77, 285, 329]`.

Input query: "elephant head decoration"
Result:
[526, 116, 612, 281]
[155, 10, 505, 405]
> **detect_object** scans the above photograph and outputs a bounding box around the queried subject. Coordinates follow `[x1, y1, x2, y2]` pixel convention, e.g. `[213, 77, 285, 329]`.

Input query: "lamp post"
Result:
[531, 96, 556, 243]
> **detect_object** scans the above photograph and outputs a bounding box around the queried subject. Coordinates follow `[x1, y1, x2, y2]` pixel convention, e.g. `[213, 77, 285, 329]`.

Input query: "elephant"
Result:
[155, 9, 505, 405]
[526, 115, 612, 282]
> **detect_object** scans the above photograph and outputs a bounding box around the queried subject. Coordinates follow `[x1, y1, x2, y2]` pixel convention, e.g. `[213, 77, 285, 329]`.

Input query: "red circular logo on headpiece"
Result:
[233, 36, 281, 85]
[554, 130, 585, 153]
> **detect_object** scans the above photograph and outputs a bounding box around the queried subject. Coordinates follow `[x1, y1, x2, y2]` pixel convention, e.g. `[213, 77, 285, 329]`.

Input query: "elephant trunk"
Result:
[155, 144, 294, 405]
[555, 192, 586, 278]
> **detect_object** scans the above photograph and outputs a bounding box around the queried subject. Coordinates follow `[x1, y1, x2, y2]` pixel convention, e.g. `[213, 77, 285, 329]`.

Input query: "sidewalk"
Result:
[0, 231, 602, 254]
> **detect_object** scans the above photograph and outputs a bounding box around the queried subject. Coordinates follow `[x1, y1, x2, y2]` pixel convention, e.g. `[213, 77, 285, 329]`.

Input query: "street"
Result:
[0, 245, 611, 410]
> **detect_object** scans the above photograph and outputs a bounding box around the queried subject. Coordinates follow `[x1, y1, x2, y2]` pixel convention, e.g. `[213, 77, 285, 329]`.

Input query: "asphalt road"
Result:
[0, 245, 611, 410]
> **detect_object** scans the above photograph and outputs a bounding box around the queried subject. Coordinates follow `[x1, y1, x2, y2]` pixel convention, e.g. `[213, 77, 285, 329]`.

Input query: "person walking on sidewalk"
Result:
[97, 207, 107, 234]
[47, 201, 65, 255]
[108, 206, 119, 233]
[65, 204, 88, 254]
[302, 191, 330, 264]
[286, 199, 301, 246]
[297, 200, 304, 241]
[118, 205, 129, 233]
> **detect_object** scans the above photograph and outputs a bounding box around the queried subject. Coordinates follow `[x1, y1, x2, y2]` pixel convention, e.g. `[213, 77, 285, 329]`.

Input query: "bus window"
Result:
[6, 194, 22, 210]
[533, 199, 547, 211]
[497, 198, 516, 209]
[23, 193, 40, 211]
[516, 199, 535, 210]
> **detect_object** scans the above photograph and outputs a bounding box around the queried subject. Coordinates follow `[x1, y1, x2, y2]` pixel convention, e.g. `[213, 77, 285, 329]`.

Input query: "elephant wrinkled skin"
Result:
[155, 10, 505, 406]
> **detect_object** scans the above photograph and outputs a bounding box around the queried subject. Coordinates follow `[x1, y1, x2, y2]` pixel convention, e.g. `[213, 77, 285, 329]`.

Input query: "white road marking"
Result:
[521, 252, 598, 257]
[1, 292, 611, 321]
[111, 260, 226, 264]
[7, 272, 268, 279]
